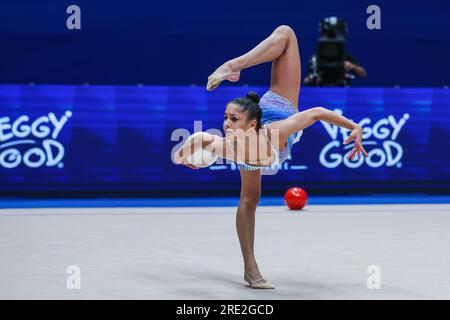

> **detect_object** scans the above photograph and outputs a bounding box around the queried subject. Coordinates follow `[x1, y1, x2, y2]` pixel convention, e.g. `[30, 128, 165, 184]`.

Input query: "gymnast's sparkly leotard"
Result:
[232, 90, 303, 171]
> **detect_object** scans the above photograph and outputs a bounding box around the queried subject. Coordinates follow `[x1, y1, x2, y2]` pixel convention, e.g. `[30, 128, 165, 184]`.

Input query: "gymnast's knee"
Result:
[239, 194, 261, 209]
[274, 25, 296, 39]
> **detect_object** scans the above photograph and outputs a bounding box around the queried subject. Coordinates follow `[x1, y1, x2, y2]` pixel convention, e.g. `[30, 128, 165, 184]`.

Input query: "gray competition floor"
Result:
[1, 204, 449, 300]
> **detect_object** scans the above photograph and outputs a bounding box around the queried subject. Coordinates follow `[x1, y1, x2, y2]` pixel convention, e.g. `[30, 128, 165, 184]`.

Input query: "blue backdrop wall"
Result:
[1, 85, 449, 196]
[0, 0, 449, 87]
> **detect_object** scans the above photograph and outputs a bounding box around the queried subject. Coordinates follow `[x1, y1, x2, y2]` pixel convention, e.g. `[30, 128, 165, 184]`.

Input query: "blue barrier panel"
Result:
[0, 85, 449, 194]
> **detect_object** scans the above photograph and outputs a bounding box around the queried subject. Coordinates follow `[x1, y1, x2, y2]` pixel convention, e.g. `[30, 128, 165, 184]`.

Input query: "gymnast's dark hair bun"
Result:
[246, 91, 260, 104]
[229, 91, 262, 130]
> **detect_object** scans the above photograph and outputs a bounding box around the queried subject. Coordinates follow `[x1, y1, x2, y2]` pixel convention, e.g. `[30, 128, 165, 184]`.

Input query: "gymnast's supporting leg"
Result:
[236, 194, 259, 277]
[236, 170, 274, 288]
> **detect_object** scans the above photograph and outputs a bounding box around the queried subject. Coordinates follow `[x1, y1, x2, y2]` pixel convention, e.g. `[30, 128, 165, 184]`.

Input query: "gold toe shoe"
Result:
[244, 273, 275, 289]
[206, 71, 240, 91]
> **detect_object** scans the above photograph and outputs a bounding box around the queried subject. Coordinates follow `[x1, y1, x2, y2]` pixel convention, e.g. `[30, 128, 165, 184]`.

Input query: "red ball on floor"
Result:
[284, 187, 308, 210]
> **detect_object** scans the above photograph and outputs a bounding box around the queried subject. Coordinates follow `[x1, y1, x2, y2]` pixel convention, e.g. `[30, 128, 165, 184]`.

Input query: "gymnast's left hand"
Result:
[343, 125, 369, 160]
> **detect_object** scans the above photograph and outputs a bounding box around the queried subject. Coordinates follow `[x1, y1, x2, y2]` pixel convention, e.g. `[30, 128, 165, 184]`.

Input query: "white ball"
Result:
[185, 132, 219, 168]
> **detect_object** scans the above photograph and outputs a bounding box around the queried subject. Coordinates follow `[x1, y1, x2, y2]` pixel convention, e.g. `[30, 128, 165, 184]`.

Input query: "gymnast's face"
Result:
[223, 103, 256, 134]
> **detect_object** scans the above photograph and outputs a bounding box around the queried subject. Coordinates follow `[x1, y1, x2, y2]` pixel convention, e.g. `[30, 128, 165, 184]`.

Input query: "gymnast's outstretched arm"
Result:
[269, 107, 369, 160]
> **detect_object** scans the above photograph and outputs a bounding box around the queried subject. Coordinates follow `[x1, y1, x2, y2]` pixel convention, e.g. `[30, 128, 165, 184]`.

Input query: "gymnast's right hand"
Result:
[180, 158, 199, 170]
[175, 151, 199, 169]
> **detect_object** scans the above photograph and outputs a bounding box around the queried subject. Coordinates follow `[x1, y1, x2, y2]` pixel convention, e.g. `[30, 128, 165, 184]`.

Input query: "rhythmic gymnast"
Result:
[174, 25, 368, 289]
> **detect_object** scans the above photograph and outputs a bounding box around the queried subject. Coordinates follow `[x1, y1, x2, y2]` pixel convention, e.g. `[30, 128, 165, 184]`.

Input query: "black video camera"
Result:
[311, 17, 348, 86]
